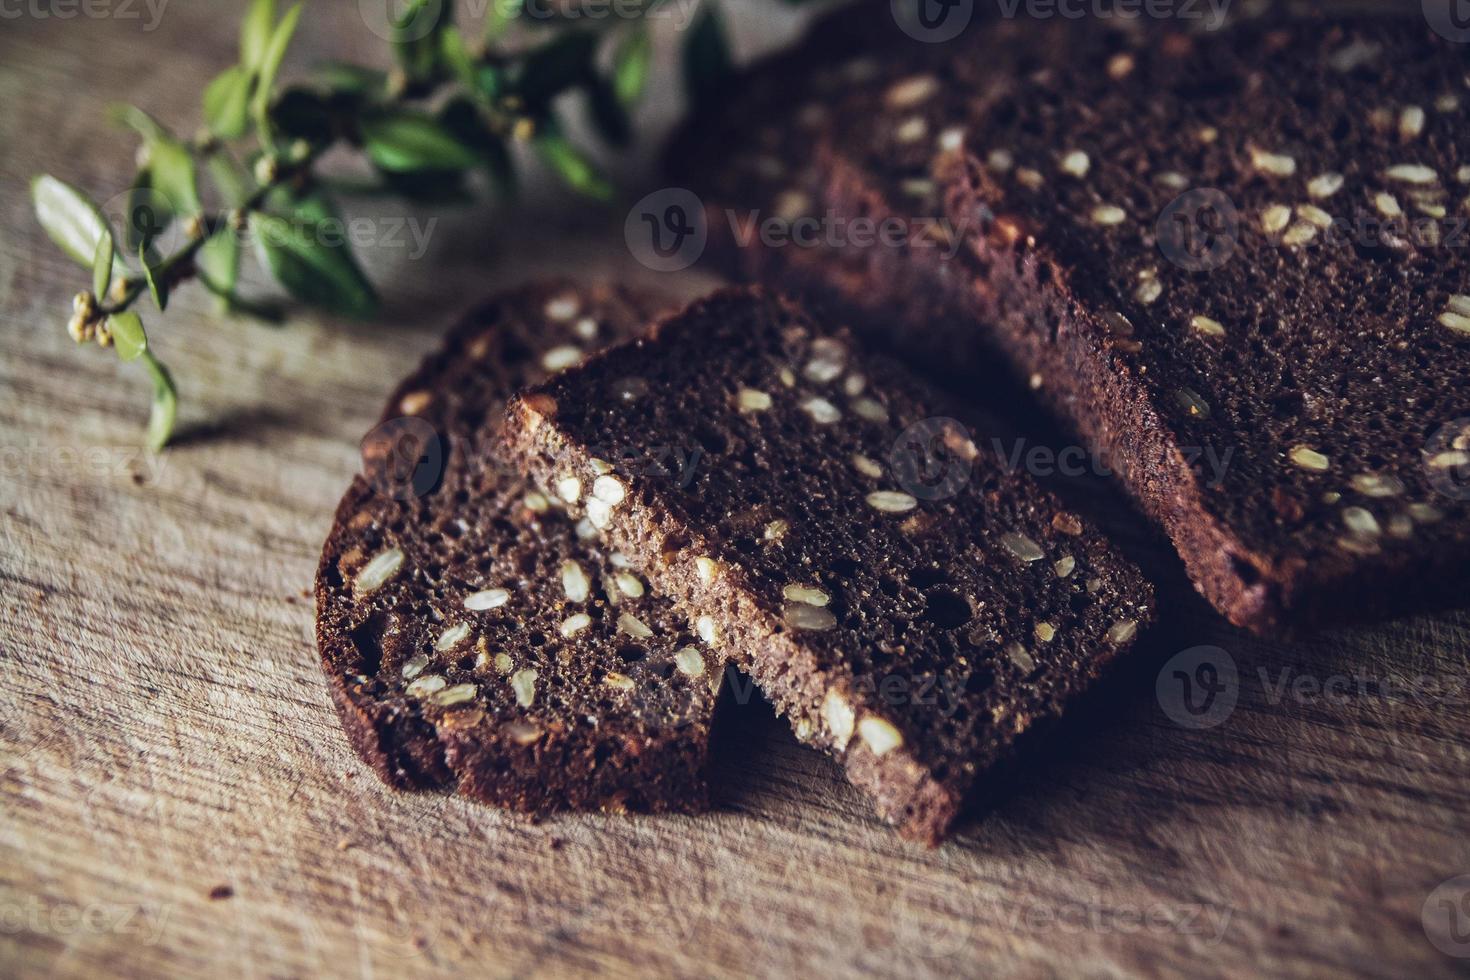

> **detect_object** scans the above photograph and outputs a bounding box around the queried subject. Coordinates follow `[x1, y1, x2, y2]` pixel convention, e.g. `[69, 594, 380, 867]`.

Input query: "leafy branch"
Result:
[32, 0, 739, 450]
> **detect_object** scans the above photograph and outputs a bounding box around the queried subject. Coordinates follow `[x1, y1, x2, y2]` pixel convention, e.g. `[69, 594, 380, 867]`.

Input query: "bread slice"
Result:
[503, 287, 1154, 843]
[316, 282, 727, 815]
[669, 6, 1470, 633]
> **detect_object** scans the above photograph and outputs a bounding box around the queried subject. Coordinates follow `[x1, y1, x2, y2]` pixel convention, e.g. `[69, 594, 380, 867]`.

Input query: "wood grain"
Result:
[2, 4, 1469, 977]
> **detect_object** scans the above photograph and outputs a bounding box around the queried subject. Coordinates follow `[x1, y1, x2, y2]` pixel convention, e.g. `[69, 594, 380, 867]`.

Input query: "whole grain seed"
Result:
[541, 345, 581, 372]
[783, 584, 831, 606]
[1307, 172, 1344, 199]
[510, 668, 537, 707]
[737, 388, 773, 412]
[436, 623, 471, 651]
[618, 612, 653, 639]
[355, 547, 404, 596]
[674, 647, 705, 677]
[560, 613, 592, 637]
[858, 717, 903, 756]
[1289, 445, 1330, 471]
[802, 397, 841, 424]
[866, 490, 918, 513]
[561, 560, 590, 602]
[1000, 532, 1044, 562]
[822, 690, 855, 749]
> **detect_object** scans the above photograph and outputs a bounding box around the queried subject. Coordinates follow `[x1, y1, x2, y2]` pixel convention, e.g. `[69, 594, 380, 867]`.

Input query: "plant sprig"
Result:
[33, 0, 742, 451]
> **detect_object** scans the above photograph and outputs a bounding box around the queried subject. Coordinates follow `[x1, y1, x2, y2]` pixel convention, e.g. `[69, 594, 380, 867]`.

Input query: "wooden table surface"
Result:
[3, 4, 1469, 978]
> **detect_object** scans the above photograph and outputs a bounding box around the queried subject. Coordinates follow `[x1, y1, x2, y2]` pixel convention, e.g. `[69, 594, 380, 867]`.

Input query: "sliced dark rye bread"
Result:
[316, 282, 728, 815]
[669, 5, 1470, 633]
[503, 287, 1154, 843]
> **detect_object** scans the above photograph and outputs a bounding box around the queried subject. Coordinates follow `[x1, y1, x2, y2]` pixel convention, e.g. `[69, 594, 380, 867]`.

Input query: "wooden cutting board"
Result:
[2, 4, 1468, 977]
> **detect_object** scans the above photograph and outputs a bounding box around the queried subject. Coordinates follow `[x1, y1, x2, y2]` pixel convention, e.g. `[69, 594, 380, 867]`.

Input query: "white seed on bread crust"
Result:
[858, 717, 903, 756]
[465, 588, 510, 611]
[1000, 532, 1044, 563]
[823, 690, 855, 750]
[866, 490, 917, 513]
[355, 547, 404, 596]
[1288, 446, 1330, 472]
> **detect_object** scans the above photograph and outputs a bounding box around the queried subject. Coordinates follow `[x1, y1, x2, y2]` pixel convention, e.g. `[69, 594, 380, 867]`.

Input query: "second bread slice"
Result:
[504, 287, 1154, 843]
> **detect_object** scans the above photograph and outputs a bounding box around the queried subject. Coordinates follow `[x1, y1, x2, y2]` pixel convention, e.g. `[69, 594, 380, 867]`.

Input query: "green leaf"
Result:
[360, 111, 479, 172]
[218, 294, 287, 324]
[204, 65, 253, 139]
[207, 154, 252, 209]
[252, 2, 302, 126]
[109, 312, 147, 362]
[108, 103, 169, 141]
[197, 227, 241, 298]
[474, 63, 501, 102]
[139, 350, 178, 452]
[148, 135, 201, 215]
[535, 134, 612, 201]
[250, 212, 378, 319]
[93, 228, 114, 300]
[438, 97, 514, 190]
[314, 62, 387, 97]
[515, 30, 597, 106]
[439, 25, 478, 89]
[485, 0, 522, 41]
[266, 183, 338, 226]
[31, 175, 115, 267]
[683, 3, 732, 110]
[241, 0, 277, 70]
[393, 0, 450, 83]
[139, 244, 168, 311]
[123, 170, 169, 253]
[612, 28, 651, 107]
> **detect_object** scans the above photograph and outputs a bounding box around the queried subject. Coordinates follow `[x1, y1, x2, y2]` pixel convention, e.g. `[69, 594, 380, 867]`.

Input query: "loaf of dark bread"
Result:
[316, 282, 727, 815]
[669, 4, 1470, 633]
[503, 287, 1154, 843]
